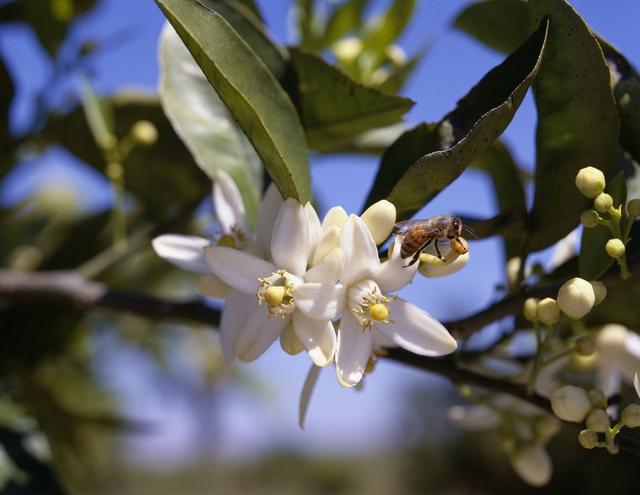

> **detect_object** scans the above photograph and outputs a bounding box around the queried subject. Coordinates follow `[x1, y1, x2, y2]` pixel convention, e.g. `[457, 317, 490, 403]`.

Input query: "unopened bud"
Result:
[575, 167, 606, 198]
[605, 238, 625, 258]
[575, 336, 596, 357]
[586, 409, 609, 432]
[550, 385, 591, 422]
[361, 200, 396, 245]
[590, 280, 607, 305]
[627, 198, 640, 217]
[621, 404, 640, 428]
[594, 193, 613, 213]
[557, 277, 595, 320]
[580, 210, 599, 228]
[587, 389, 607, 409]
[131, 120, 158, 146]
[523, 298, 539, 322]
[510, 446, 552, 487]
[333, 36, 362, 61]
[386, 44, 407, 65]
[578, 429, 598, 449]
[537, 298, 559, 326]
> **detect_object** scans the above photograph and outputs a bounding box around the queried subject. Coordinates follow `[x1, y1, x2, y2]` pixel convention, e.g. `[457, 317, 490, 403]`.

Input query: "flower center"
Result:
[348, 279, 393, 330]
[256, 269, 296, 318]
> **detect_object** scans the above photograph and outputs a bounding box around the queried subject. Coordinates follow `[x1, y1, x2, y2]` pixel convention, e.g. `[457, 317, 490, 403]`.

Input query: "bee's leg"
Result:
[435, 240, 444, 261]
[403, 239, 432, 268]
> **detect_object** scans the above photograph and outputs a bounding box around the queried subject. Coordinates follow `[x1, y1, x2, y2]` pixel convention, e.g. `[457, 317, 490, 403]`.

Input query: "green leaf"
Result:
[453, 0, 529, 54]
[230, 0, 263, 22]
[194, 0, 288, 81]
[376, 42, 429, 94]
[361, 0, 416, 65]
[79, 77, 114, 150]
[323, 0, 369, 46]
[579, 171, 626, 280]
[290, 47, 414, 152]
[365, 19, 548, 218]
[157, 0, 311, 202]
[527, 0, 620, 252]
[158, 23, 262, 226]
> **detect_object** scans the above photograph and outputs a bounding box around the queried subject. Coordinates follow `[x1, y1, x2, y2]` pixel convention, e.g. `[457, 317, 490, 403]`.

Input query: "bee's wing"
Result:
[393, 219, 428, 233]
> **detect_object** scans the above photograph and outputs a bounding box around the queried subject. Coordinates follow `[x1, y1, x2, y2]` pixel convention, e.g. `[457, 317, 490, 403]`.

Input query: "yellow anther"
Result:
[369, 303, 389, 321]
[218, 234, 236, 249]
[264, 286, 285, 307]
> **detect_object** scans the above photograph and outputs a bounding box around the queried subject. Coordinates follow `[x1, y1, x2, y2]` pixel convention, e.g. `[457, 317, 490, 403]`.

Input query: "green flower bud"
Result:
[575, 167, 606, 198]
[621, 404, 640, 428]
[523, 298, 540, 322]
[575, 336, 596, 357]
[605, 238, 625, 258]
[580, 209, 600, 228]
[587, 389, 607, 409]
[594, 193, 614, 213]
[627, 198, 640, 218]
[557, 278, 595, 320]
[550, 385, 591, 422]
[537, 298, 560, 326]
[578, 429, 598, 449]
[585, 409, 609, 433]
[131, 120, 158, 146]
[590, 280, 607, 305]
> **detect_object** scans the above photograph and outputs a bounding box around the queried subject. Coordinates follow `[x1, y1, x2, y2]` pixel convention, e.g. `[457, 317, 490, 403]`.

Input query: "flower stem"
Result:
[527, 324, 554, 395]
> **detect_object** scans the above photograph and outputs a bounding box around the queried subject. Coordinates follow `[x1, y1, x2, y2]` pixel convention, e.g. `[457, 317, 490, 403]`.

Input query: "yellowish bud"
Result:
[557, 277, 595, 320]
[605, 238, 625, 258]
[575, 166, 605, 198]
[587, 389, 607, 409]
[264, 286, 285, 307]
[537, 298, 560, 325]
[361, 200, 396, 245]
[523, 298, 539, 322]
[369, 303, 389, 321]
[585, 409, 609, 432]
[333, 36, 362, 61]
[590, 280, 607, 305]
[580, 209, 599, 228]
[550, 385, 591, 422]
[578, 429, 598, 449]
[627, 198, 640, 217]
[594, 193, 613, 213]
[131, 120, 158, 146]
[621, 404, 640, 428]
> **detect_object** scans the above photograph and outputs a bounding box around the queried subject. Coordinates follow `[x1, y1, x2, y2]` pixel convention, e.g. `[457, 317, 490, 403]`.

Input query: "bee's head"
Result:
[447, 216, 463, 239]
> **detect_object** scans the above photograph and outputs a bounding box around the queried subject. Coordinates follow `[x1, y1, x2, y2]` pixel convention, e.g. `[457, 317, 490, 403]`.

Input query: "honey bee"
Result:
[394, 215, 468, 267]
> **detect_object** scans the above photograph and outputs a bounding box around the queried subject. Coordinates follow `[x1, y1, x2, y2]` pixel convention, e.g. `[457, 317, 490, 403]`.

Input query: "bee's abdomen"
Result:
[400, 238, 420, 258]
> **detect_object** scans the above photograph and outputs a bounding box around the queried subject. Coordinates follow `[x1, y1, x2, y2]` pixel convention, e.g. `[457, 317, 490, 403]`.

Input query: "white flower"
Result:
[295, 214, 457, 387]
[204, 197, 340, 367]
[595, 324, 640, 397]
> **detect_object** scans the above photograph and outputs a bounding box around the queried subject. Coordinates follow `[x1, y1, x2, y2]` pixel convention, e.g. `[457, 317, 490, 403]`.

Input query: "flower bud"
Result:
[627, 198, 640, 217]
[587, 389, 607, 409]
[585, 409, 609, 432]
[590, 280, 607, 305]
[580, 210, 599, 228]
[621, 404, 640, 428]
[578, 429, 598, 449]
[575, 336, 596, 357]
[550, 385, 591, 422]
[523, 298, 539, 322]
[131, 120, 158, 146]
[557, 277, 595, 320]
[333, 36, 362, 61]
[361, 200, 396, 245]
[536, 298, 559, 326]
[280, 323, 304, 356]
[510, 445, 552, 487]
[419, 251, 469, 277]
[605, 238, 625, 258]
[386, 44, 407, 65]
[575, 167, 605, 198]
[593, 193, 613, 213]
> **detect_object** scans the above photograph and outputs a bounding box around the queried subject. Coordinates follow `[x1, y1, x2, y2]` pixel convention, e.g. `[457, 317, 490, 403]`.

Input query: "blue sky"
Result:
[2, 0, 640, 464]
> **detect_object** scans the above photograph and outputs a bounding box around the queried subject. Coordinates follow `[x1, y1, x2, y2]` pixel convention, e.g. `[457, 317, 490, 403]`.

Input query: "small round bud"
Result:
[578, 429, 598, 449]
[605, 238, 625, 258]
[580, 210, 599, 228]
[621, 404, 640, 428]
[550, 385, 592, 422]
[361, 200, 396, 245]
[557, 277, 596, 320]
[594, 193, 613, 213]
[369, 303, 389, 321]
[510, 446, 552, 487]
[575, 336, 596, 357]
[507, 257, 522, 287]
[386, 44, 407, 65]
[131, 120, 158, 146]
[586, 409, 609, 432]
[575, 167, 606, 198]
[333, 36, 362, 61]
[523, 298, 540, 322]
[450, 237, 469, 254]
[590, 280, 607, 305]
[536, 298, 560, 325]
[627, 198, 640, 218]
[587, 389, 607, 409]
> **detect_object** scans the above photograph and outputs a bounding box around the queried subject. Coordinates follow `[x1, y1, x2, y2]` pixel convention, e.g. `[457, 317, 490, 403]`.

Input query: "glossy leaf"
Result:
[231, 0, 263, 22]
[527, 0, 620, 251]
[323, 0, 368, 46]
[290, 47, 414, 151]
[365, 19, 548, 218]
[157, 0, 311, 202]
[158, 23, 261, 225]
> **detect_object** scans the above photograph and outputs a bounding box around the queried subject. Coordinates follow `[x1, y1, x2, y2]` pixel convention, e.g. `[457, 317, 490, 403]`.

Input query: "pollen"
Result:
[369, 303, 389, 321]
[264, 286, 285, 307]
[218, 234, 236, 249]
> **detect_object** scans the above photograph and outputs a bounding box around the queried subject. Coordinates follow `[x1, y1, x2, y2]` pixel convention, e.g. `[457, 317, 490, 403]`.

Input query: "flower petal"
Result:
[336, 312, 372, 388]
[152, 234, 211, 273]
[305, 202, 322, 256]
[361, 199, 396, 245]
[256, 183, 283, 256]
[219, 289, 256, 367]
[293, 311, 337, 367]
[322, 206, 348, 231]
[304, 247, 344, 284]
[296, 282, 346, 320]
[234, 306, 288, 362]
[299, 364, 322, 430]
[271, 198, 310, 277]
[204, 246, 275, 294]
[339, 215, 379, 285]
[212, 170, 247, 235]
[510, 445, 552, 487]
[311, 226, 340, 266]
[372, 330, 396, 350]
[196, 274, 229, 299]
[419, 252, 469, 278]
[377, 298, 457, 356]
[375, 236, 418, 292]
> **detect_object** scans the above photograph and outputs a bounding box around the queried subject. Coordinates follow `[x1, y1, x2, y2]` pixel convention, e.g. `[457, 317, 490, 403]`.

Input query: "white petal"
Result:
[234, 305, 288, 362]
[305, 202, 322, 256]
[256, 183, 283, 255]
[311, 226, 340, 266]
[299, 364, 322, 429]
[322, 206, 348, 231]
[152, 234, 211, 273]
[339, 215, 379, 285]
[204, 246, 275, 294]
[212, 170, 247, 235]
[375, 236, 418, 292]
[196, 274, 229, 299]
[510, 445, 552, 487]
[372, 330, 396, 350]
[419, 252, 469, 278]
[219, 289, 255, 367]
[377, 298, 457, 356]
[635, 372, 640, 399]
[361, 199, 396, 245]
[293, 312, 336, 367]
[336, 312, 372, 388]
[296, 282, 346, 320]
[304, 248, 344, 284]
[271, 198, 310, 277]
